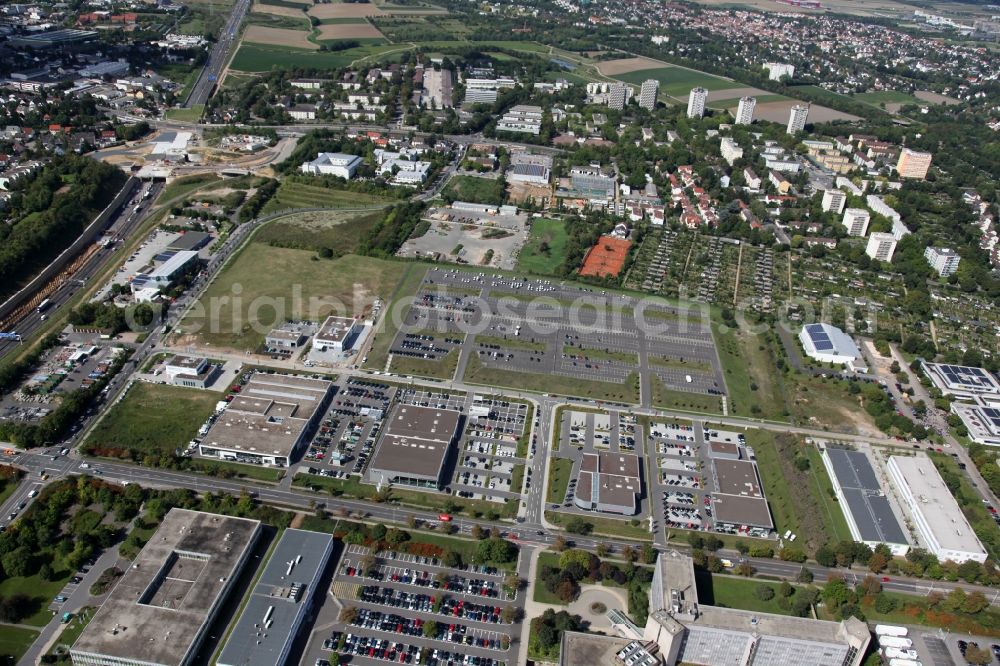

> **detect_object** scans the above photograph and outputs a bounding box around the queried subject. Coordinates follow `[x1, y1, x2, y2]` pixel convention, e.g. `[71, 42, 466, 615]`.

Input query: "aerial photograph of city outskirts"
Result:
[2, 0, 1000, 663]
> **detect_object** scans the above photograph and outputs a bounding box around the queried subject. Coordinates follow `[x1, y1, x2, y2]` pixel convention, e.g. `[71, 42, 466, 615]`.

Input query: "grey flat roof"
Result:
[217, 529, 334, 666]
[825, 448, 908, 545]
[168, 231, 211, 252]
[712, 494, 773, 529]
[714, 459, 763, 498]
[368, 404, 461, 479]
[71, 509, 261, 666]
[201, 373, 332, 458]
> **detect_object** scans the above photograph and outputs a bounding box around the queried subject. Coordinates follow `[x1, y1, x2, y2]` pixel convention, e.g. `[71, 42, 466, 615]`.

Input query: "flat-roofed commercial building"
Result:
[951, 402, 1000, 447]
[199, 373, 333, 467]
[632, 551, 872, 666]
[711, 458, 773, 536]
[575, 451, 642, 515]
[163, 354, 214, 389]
[822, 448, 909, 555]
[887, 455, 988, 563]
[217, 529, 334, 666]
[70, 509, 262, 666]
[313, 315, 361, 352]
[921, 362, 1000, 401]
[367, 404, 462, 489]
[299, 152, 363, 179]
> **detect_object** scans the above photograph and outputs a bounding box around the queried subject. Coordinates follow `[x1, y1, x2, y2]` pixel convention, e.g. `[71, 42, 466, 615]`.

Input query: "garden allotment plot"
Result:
[388, 267, 726, 406]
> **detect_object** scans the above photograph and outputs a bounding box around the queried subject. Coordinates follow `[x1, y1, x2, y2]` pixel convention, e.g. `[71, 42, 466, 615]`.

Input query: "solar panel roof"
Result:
[826, 448, 908, 546]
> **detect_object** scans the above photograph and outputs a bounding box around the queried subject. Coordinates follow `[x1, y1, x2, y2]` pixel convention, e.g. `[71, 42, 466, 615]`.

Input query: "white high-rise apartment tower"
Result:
[687, 87, 708, 118]
[866, 232, 898, 262]
[787, 104, 809, 134]
[639, 79, 659, 110]
[735, 96, 756, 125]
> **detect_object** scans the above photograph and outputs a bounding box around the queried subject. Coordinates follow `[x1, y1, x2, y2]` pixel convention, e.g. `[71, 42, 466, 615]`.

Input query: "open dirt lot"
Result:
[397, 221, 528, 270]
[596, 57, 666, 76]
[308, 3, 385, 18]
[243, 25, 317, 49]
[740, 100, 860, 124]
[251, 1, 304, 17]
[317, 22, 385, 39]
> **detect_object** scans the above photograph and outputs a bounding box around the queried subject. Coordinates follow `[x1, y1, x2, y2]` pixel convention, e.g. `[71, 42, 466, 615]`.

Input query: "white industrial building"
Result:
[300, 152, 363, 179]
[887, 455, 988, 564]
[313, 315, 361, 352]
[921, 362, 1000, 401]
[951, 401, 1000, 447]
[798, 323, 866, 371]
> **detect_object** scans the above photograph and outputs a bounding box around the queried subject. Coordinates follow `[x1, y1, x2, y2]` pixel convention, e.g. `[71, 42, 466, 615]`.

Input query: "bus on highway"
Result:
[37, 299, 52, 312]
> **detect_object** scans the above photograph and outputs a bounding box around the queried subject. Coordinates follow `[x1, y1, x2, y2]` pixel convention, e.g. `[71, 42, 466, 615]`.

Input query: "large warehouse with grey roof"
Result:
[367, 403, 462, 489]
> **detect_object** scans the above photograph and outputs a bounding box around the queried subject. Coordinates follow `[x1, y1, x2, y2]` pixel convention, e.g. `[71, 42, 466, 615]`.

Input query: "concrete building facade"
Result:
[687, 87, 707, 119]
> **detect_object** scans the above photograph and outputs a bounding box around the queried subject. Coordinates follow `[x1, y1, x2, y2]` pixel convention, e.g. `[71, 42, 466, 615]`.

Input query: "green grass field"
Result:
[853, 90, 920, 106]
[253, 209, 385, 256]
[517, 218, 568, 276]
[162, 174, 221, 201]
[698, 574, 797, 616]
[544, 511, 651, 541]
[230, 42, 403, 71]
[83, 383, 218, 458]
[178, 247, 406, 350]
[614, 67, 739, 97]
[546, 457, 574, 504]
[0, 625, 39, 662]
[389, 348, 460, 380]
[713, 317, 787, 420]
[164, 105, 206, 123]
[442, 175, 505, 205]
[261, 181, 392, 214]
[362, 263, 426, 371]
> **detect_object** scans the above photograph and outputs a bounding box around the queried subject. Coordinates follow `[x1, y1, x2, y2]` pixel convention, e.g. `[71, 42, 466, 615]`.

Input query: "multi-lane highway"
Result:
[0, 182, 164, 362]
[183, 0, 252, 108]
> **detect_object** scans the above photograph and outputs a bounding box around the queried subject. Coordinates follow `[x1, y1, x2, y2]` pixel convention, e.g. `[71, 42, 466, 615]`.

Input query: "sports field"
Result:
[176, 247, 406, 350]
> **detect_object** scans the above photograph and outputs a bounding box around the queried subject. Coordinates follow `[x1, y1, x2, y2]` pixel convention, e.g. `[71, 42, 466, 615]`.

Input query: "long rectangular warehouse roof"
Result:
[825, 448, 908, 546]
[217, 529, 335, 666]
